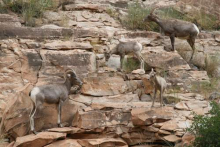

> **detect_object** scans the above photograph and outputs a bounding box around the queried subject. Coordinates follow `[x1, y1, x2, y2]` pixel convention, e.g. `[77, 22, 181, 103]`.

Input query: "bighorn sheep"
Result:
[144, 7, 200, 61]
[148, 68, 167, 107]
[104, 41, 145, 72]
[29, 69, 83, 134]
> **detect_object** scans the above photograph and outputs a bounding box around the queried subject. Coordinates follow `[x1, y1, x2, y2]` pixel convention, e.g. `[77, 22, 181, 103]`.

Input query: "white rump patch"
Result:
[136, 42, 143, 51]
[193, 24, 200, 35]
[30, 87, 40, 101]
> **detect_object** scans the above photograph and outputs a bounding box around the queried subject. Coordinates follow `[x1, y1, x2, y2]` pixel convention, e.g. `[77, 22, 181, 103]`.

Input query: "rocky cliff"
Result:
[0, 0, 219, 147]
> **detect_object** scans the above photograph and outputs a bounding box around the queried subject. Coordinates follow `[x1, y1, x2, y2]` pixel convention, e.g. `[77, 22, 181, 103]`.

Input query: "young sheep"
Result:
[29, 69, 83, 134]
[144, 7, 200, 61]
[148, 68, 167, 107]
[104, 41, 145, 72]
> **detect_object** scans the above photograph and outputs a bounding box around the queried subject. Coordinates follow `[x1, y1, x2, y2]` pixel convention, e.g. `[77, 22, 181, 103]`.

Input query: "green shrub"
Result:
[1, 0, 53, 26]
[123, 56, 140, 73]
[188, 102, 220, 147]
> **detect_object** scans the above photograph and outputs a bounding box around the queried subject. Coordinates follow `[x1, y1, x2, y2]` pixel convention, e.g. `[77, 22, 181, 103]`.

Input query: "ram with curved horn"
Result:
[144, 6, 199, 61]
[29, 68, 83, 134]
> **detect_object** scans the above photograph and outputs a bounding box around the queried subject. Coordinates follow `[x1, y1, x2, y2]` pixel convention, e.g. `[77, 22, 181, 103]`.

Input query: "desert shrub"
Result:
[123, 56, 140, 73]
[205, 54, 220, 77]
[1, 0, 53, 26]
[121, 1, 159, 31]
[121, 2, 220, 31]
[190, 78, 220, 98]
[188, 101, 220, 147]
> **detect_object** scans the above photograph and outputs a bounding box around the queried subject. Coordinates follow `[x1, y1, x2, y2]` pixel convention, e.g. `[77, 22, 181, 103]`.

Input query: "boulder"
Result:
[141, 46, 190, 70]
[131, 107, 175, 126]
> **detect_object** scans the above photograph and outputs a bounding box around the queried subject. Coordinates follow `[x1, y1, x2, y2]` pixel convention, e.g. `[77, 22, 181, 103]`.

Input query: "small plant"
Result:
[190, 78, 220, 99]
[188, 101, 220, 147]
[1, 0, 53, 26]
[205, 54, 220, 77]
[121, 1, 159, 31]
[123, 56, 140, 73]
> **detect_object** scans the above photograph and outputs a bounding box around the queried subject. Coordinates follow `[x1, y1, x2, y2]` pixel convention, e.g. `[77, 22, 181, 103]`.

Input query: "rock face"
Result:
[0, 1, 218, 146]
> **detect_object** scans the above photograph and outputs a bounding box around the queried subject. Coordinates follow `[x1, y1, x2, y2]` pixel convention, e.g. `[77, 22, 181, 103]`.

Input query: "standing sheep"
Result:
[148, 68, 167, 107]
[29, 69, 83, 134]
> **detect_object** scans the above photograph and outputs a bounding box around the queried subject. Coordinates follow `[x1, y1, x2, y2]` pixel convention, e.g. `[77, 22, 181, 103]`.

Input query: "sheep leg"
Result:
[187, 37, 196, 61]
[135, 52, 145, 70]
[160, 87, 163, 107]
[30, 101, 41, 134]
[170, 35, 175, 51]
[58, 100, 64, 127]
[119, 54, 125, 71]
[151, 88, 157, 107]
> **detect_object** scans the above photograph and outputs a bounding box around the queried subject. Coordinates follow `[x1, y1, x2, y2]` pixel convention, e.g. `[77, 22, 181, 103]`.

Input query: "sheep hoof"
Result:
[32, 130, 38, 135]
[58, 124, 63, 127]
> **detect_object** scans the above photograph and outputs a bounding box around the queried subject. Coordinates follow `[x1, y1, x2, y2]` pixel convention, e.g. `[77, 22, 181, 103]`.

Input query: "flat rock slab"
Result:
[43, 41, 93, 50]
[14, 132, 66, 147]
[0, 25, 73, 40]
[46, 138, 128, 147]
[131, 107, 175, 126]
[81, 74, 142, 96]
[142, 46, 190, 70]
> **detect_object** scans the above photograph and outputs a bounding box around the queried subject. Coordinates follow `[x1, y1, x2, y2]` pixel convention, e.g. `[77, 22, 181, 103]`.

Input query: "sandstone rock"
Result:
[14, 132, 66, 147]
[158, 129, 171, 135]
[131, 107, 175, 126]
[70, 93, 139, 106]
[163, 135, 181, 143]
[175, 101, 189, 110]
[73, 28, 108, 38]
[44, 41, 93, 50]
[47, 127, 81, 134]
[0, 14, 21, 27]
[43, 11, 62, 22]
[73, 110, 131, 129]
[181, 132, 195, 146]
[122, 130, 156, 146]
[0, 25, 73, 40]
[64, 4, 107, 12]
[185, 100, 208, 110]
[45, 139, 82, 147]
[160, 120, 178, 131]
[81, 74, 142, 96]
[37, 49, 96, 84]
[177, 120, 192, 129]
[132, 69, 145, 75]
[142, 46, 190, 70]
